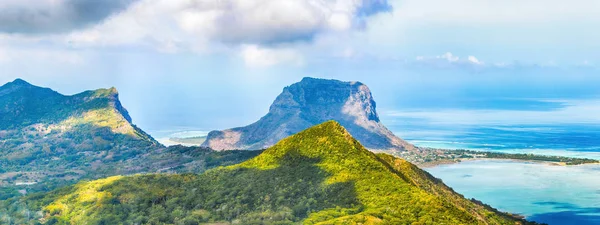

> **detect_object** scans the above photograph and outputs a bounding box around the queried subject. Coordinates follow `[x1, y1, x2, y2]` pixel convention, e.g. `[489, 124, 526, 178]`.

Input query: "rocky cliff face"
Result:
[202, 77, 415, 152]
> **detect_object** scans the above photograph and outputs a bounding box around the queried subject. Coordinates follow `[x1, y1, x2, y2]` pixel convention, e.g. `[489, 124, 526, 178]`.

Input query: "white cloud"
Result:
[240, 45, 304, 68]
[468, 56, 482, 65]
[438, 52, 459, 62]
[57, 0, 390, 67]
[2, 0, 598, 69]
[0, 0, 136, 34]
[413, 52, 486, 68]
[66, 0, 390, 49]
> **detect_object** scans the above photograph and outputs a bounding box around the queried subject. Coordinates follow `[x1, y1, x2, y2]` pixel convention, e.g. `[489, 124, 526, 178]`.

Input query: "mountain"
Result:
[202, 77, 415, 153]
[1, 121, 535, 224]
[0, 78, 155, 140]
[0, 79, 159, 198]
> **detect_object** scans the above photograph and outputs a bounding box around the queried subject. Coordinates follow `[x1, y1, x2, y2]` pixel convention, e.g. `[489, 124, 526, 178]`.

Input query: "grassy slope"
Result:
[1, 121, 535, 225]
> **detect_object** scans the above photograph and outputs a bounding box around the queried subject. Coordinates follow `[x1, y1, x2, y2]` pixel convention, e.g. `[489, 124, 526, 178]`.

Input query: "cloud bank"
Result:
[0, 0, 137, 34]
[65, 0, 391, 49]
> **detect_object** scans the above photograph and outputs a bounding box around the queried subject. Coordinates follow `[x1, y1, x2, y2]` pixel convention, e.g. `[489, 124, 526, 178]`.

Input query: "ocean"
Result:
[395, 124, 600, 160]
[391, 123, 600, 224]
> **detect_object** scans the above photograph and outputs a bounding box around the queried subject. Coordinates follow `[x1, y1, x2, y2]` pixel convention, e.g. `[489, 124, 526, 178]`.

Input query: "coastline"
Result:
[410, 147, 600, 168]
[416, 157, 600, 168]
[423, 155, 600, 225]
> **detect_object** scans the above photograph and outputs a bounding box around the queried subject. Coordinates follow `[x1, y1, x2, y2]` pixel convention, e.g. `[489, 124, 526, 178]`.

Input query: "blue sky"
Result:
[0, 0, 599, 136]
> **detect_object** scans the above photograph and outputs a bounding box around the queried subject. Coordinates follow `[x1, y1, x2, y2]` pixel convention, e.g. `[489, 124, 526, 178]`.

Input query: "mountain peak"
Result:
[239, 120, 375, 170]
[269, 77, 380, 125]
[280, 120, 354, 145]
[1, 78, 36, 90]
[11, 78, 30, 85]
[0, 79, 60, 100]
[316, 120, 346, 131]
[203, 78, 415, 152]
[76, 87, 134, 123]
[299, 77, 363, 85]
[99, 87, 118, 96]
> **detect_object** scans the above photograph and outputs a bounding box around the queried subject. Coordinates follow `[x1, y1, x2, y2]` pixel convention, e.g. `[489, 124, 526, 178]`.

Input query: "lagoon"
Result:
[426, 160, 600, 225]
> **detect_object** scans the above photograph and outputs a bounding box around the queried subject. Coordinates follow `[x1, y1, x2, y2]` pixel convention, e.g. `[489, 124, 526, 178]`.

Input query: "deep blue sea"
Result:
[390, 124, 600, 225]
[395, 124, 600, 159]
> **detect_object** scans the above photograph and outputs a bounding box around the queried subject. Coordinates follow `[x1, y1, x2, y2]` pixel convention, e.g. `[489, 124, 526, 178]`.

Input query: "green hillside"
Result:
[0, 79, 159, 199]
[1, 121, 536, 225]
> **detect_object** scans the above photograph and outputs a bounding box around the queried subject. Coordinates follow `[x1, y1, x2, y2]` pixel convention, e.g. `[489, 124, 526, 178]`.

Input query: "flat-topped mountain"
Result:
[0, 121, 533, 224]
[0, 78, 148, 136]
[202, 77, 415, 152]
[0, 79, 159, 195]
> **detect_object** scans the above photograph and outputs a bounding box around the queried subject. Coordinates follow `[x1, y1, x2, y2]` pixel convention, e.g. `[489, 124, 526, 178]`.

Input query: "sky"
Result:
[0, 0, 599, 137]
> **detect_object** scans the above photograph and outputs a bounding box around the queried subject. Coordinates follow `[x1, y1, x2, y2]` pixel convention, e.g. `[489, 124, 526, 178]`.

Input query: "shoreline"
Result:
[416, 157, 600, 168]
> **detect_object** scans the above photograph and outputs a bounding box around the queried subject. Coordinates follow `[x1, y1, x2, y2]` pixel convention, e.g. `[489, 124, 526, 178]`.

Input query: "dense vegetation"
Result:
[0, 121, 538, 225]
[0, 79, 263, 201]
[0, 145, 261, 200]
[0, 79, 158, 199]
[376, 154, 530, 222]
[450, 150, 599, 165]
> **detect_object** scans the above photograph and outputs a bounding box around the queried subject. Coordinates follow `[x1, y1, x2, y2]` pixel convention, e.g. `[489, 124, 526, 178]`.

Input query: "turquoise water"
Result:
[426, 160, 600, 225]
[390, 123, 600, 224]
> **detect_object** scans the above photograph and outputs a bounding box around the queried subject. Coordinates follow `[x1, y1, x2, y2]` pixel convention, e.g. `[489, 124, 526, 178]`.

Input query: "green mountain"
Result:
[1, 121, 535, 225]
[0, 79, 158, 197]
[0, 79, 263, 201]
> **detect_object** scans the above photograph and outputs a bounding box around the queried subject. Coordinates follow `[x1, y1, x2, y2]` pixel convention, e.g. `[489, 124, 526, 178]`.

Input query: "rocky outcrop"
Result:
[202, 77, 415, 152]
